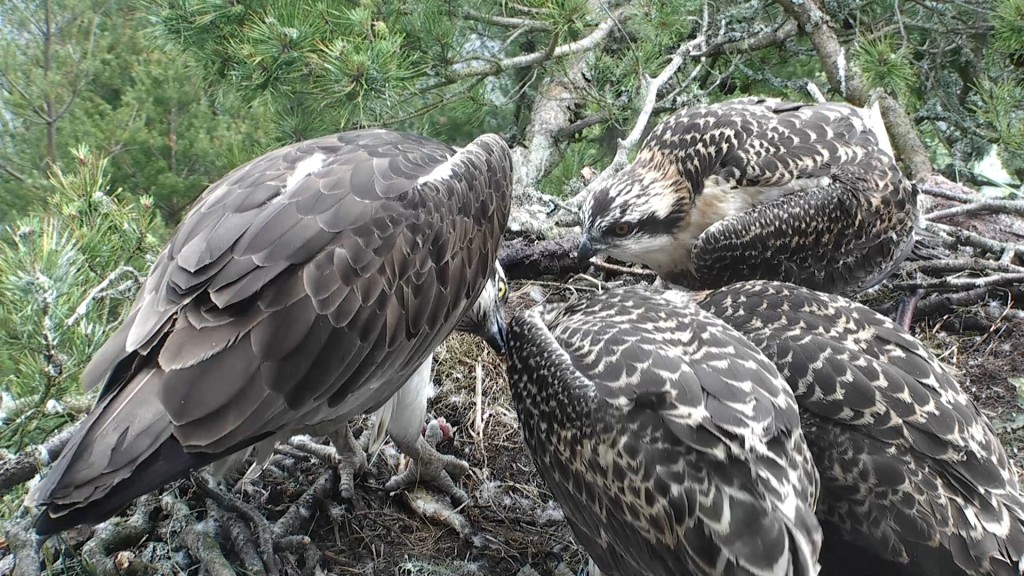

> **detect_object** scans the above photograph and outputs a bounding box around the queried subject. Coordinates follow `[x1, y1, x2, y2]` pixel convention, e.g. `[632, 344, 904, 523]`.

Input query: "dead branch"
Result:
[0, 418, 80, 496]
[705, 19, 799, 56]
[81, 494, 159, 576]
[272, 469, 338, 540]
[3, 516, 41, 576]
[180, 520, 235, 576]
[444, 8, 626, 80]
[191, 473, 278, 576]
[215, 508, 267, 576]
[924, 199, 1024, 221]
[570, 31, 709, 208]
[920, 221, 1024, 260]
[499, 236, 584, 280]
[891, 273, 1024, 292]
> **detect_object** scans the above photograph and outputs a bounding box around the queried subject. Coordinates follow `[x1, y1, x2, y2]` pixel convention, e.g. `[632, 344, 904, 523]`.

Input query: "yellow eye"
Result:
[612, 222, 634, 237]
[497, 280, 508, 301]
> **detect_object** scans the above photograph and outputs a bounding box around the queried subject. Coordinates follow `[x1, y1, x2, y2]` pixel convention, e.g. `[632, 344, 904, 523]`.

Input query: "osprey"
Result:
[27, 129, 512, 535]
[362, 263, 510, 505]
[506, 287, 823, 576]
[687, 281, 1024, 576]
[578, 98, 918, 295]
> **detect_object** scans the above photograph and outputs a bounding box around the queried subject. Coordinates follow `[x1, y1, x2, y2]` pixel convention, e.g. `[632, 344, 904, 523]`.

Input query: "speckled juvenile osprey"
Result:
[507, 287, 823, 576]
[28, 129, 512, 535]
[579, 98, 918, 295]
[688, 281, 1024, 576]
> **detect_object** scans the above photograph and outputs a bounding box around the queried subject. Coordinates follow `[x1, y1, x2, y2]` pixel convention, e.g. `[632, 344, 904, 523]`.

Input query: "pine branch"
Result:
[569, 29, 709, 208]
[461, 9, 553, 30]
[443, 9, 627, 81]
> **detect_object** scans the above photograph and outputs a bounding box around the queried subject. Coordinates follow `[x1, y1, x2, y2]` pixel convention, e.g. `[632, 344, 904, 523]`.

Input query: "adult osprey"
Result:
[506, 287, 823, 576]
[688, 281, 1024, 576]
[578, 98, 918, 295]
[28, 129, 512, 535]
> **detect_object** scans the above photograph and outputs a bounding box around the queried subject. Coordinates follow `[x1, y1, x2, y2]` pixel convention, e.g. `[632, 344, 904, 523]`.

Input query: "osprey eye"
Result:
[611, 222, 634, 237]
[497, 279, 508, 301]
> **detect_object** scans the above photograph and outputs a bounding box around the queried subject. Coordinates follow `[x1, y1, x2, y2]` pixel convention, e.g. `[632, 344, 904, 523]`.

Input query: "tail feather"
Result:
[26, 366, 258, 536]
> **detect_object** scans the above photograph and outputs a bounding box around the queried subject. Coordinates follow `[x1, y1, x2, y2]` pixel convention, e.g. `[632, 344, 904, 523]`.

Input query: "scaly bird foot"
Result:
[294, 427, 368, 500]
[385, 418, 470, 506]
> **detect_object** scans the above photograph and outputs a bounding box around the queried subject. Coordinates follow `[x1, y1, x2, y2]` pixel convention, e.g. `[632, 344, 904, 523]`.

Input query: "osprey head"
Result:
[457, 261, 510, 356]
[578, 159, 693, 275]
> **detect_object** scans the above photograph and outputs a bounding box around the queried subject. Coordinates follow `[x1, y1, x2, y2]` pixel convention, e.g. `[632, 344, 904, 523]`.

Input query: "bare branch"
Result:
[925, 199, 1024, 221]
[705, 19, 799, 56]
[462, 9, 553, 30]
[569, 32, 708, 208]
[447, 10, 626, 80]
[0, 417, 81, 495]
[891, 273, 1024, 291]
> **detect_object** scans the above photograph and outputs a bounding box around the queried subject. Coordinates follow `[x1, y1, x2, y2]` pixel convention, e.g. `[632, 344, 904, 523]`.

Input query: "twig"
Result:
[215, 508, 267, 576]
[576, 33, 708, 202]
[589, 259, 658, 277]
[891, 273, 1024, 291]
[0, 417, 82, 495]
[272, 469, 338, 540]
[180, 520, 236, 576]
[924, 199, 1024, 221]
[81, 494, 159, 576]
[64, 266, 143, 328]
[190, 473, 278, 576]
[2, 516, 41, 576]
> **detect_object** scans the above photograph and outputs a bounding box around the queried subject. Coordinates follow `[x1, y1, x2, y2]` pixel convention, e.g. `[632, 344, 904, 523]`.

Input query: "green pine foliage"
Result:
[0, 146, 164, 451]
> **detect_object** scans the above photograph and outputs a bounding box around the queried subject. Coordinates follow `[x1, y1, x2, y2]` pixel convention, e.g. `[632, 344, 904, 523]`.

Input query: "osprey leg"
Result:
[326, 425, 368, 500]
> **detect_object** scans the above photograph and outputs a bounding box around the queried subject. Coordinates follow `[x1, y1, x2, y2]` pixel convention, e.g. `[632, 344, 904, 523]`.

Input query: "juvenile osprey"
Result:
[507, 287, 822, 576]
[28, 129, 512, 535]
[688, 281, 1024, 576]
[579, 98, 918, 295]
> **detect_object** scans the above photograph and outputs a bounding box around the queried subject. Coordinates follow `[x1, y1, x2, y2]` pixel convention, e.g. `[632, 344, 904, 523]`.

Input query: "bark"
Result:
[773, 0, 932, 181]
[0, 419, 80, 496]
[499, 236, 584, 280]
[507, 2, 626, 238]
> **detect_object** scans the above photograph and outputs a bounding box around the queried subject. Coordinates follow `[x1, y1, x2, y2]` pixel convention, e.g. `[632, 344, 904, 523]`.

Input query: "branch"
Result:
[924, 199, 1024, 221]
[446, 9, 625, 80]
[920, 221, 1024, 259]
[569, 32, 708, 207]
[891, 273, 1024, 291]
[0, 418, 81, 495]
[507, 0, 619, 237]
[461, 9, 553, 30]
[704, 19, 799, 56]
[773, 0, 932, 179]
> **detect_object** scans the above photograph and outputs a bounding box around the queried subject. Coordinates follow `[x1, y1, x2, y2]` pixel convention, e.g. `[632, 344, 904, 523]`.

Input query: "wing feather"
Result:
[508, 286, 822, 576]
[693, 280, 1024, 573]
[30, 129, 512, 532]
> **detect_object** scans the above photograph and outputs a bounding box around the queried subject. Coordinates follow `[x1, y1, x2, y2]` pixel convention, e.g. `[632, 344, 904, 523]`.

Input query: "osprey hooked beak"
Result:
[459, 262, 510, 356]
[577, 233, 606, 267]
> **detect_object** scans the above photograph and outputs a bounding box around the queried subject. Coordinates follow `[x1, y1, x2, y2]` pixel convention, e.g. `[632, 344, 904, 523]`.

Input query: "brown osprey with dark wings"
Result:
[28, 129, 512, 535]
